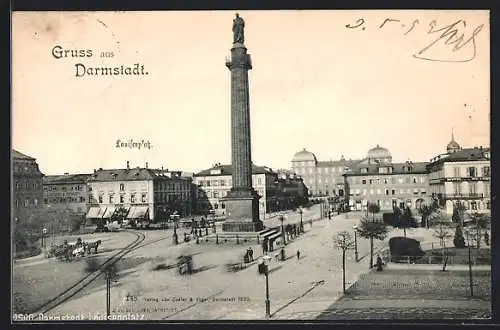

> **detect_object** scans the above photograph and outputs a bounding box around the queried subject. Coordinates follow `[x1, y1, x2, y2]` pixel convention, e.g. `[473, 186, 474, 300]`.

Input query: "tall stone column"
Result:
[222, 14, 263, 232]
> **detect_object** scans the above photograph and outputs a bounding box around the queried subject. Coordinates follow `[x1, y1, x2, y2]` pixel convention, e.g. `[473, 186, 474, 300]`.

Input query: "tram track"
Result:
[29, 230, 146, 317]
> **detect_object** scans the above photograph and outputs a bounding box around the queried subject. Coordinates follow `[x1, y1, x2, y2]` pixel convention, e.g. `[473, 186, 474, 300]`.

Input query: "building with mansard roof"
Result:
[12, 150, 44, 223]
[291, 148, 362, 199]
[42, 173, 93, 219]
[86, 161, 193, 225]
[194, 163, 307, 218]
[344, 152, 430, 212]
[427, 133, 490, 215]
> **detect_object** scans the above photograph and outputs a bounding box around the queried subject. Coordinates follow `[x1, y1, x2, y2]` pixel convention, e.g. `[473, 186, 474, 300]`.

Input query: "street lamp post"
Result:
[353, 225, 359, 262]
[262, 255, 272, 318]
[42, 227, 48, 255]
[298, 207, 304, 233]
[173, 218, 178, 245]
[279, 214, 286, 246]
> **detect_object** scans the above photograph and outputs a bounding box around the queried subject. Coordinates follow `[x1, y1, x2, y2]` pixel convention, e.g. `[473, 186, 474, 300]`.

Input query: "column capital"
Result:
[226, 54, 252, 70]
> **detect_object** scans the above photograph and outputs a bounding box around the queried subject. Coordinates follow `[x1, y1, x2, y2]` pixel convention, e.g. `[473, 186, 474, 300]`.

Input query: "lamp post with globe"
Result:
[298, 206, 304, 233]
[353, 225, 359, 262]
[262, 255, 272, 318]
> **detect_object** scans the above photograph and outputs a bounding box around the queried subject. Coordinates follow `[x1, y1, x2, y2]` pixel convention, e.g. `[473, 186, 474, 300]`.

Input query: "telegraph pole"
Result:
[106, 268, 111, 317]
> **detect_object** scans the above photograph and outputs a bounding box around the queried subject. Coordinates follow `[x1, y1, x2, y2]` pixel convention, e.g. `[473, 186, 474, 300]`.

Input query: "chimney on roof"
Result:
[64, 172, 69, 175]
[126, 161, 130, 170]
[161, 166, 164, 170]
[93, 169, 96, 173]
[146, 162, 148, 169]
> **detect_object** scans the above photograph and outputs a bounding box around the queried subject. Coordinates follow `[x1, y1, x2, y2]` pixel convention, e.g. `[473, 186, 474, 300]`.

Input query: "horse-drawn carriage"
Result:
[47, 238, 102, 262]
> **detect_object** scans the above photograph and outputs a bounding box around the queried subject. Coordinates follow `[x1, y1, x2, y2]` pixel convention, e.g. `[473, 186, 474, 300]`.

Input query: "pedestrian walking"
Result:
[248, 247, 254, 261]
[375, 254, 384, 271]
[296, 250, 300, 260]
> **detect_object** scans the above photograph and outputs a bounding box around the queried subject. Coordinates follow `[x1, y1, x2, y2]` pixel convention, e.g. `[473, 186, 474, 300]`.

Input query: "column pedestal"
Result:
[222, 188, 263, 232]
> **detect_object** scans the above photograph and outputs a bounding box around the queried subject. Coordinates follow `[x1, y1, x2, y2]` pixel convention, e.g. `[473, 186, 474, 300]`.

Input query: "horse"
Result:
[85, 240, 102, 254]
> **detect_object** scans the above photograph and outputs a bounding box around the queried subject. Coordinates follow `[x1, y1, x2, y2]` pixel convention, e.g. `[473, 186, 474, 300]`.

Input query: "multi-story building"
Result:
[42, 173, 92, 217]
[343, 145, 430, 212]
[12, 150, 44, 222]
[427, 135, 490, 215]
[86, 162, 193, 224]
[275, 169, 309, 211]
[194, 164, 307, 216]
[291, 148, 361, 200]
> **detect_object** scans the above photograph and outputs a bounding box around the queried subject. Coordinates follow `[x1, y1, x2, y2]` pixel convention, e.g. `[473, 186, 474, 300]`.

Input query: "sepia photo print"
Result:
[11, 10, 491, 321]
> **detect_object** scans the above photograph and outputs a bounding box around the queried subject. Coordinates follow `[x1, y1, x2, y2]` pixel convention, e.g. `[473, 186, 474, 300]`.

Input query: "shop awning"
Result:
[135, 206, 149, 218]
[127, 207, 138, 219]
[96, 207, 107, 218]
[127, 206, 149, 219]
[102, 207, 116, 219]
[86, 207, 100, 218]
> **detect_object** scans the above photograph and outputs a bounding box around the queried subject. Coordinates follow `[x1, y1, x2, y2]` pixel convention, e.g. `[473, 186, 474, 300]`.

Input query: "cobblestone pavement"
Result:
[315, 307, 491, 320]
[310, 266, 492, 321]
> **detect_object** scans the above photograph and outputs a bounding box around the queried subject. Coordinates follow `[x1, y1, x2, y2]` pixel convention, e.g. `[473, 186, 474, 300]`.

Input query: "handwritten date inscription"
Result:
[346, 18, 485, 63]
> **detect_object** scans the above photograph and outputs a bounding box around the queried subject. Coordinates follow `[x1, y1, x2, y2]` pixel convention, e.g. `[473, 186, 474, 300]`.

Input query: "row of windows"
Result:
[313, 189, 344, 196]
[96, 193, 148, 204]
[15, 180, 42, 190]
[457, 200, 491, 211]
[44, 197, 86, 203]
[43, 185, 84, 191]
[14, 198, 38, 207]
[355, 176, 426, 185]
[452, 182, 490, 195]
[153, 182, 190, 191]
[306, 176, 427, 186]
[349, 188, 426, 196]
[198, 178, 264, 187]
[13, 164, 39, 173]
[295, 167, 346, 174]
[452, 166, 490, 178]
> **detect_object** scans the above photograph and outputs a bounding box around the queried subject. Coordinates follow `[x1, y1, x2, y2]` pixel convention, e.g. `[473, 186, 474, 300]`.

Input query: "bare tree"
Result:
[432, 217, 453, 271]
[464, 229, 474, 297]
[335, 231, 355, 294]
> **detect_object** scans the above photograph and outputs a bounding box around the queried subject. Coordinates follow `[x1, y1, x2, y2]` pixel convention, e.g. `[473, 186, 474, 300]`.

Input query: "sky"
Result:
[12, 10, 490, 175]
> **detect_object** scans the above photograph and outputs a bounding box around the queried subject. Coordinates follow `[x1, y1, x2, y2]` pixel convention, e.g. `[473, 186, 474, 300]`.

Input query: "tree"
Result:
[392, 205, 403, 227]
[398, 207, 413, 237]
[335, 231, 355, 294]
[432, 217, 453, 271]
[14, 207, 73, 253]
[357, 215, 389, 269]
[367, 203, 381, 221]
[453, 225, 466, 248]
[468, 212, 490, 249]
[418, 201, 439, 228]
[452, 202, 465, 225]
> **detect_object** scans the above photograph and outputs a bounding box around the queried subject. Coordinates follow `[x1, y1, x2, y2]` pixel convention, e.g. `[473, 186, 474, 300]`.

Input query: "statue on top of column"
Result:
[232, 13, 245, 44]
